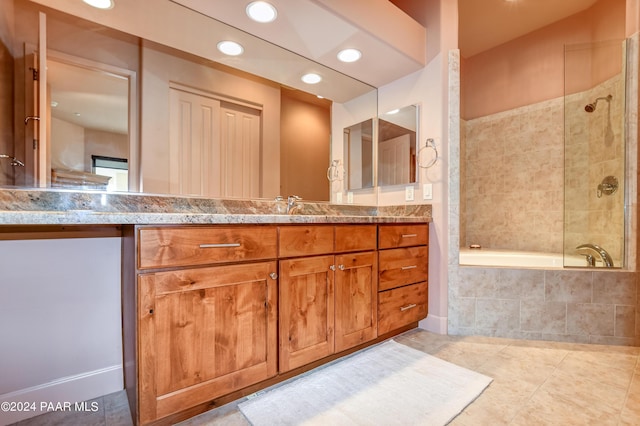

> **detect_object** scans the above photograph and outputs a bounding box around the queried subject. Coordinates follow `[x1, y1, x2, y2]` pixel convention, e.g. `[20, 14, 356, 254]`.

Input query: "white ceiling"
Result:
[458, 0, 599, 57]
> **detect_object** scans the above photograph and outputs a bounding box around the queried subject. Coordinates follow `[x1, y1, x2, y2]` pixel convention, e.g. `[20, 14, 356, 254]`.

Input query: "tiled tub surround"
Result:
[0, 188, 432, 224]
[449, 267, 640, 346]
[448, 36, 640, 348]
[462, 75, 626, 264]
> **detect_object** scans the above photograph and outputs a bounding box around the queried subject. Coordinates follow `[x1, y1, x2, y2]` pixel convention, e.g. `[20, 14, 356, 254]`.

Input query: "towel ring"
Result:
[327, 159, 344, 182]
[418, 138, 438, 169]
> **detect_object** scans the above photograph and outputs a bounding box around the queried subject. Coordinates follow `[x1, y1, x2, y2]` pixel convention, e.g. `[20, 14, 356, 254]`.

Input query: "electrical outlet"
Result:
[405, 186, 414, 201]
[347, 192, 354, 204]
[336, 192, 343, 203]
[423, 183, 433, 200]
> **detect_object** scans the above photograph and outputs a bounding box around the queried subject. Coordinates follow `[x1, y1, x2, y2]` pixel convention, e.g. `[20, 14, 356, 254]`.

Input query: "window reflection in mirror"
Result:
[378, 105, 418, 186]
[343, 119, 374, 190]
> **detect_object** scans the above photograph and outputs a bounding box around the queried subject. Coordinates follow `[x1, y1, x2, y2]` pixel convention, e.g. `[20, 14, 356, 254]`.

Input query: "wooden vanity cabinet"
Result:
[377, 224, 429, 334]
[128, 225, 279, 425]
[124, 222, 428, 425]
[278, 225, 378, 372]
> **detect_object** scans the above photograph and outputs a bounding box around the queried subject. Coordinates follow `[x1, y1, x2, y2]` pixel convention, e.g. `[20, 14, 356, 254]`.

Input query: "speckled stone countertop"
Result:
[0, 188, 431, 225]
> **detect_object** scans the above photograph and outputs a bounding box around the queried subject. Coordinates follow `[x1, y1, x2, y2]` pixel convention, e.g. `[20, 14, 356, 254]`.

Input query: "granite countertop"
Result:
[0, 189, 432, 225]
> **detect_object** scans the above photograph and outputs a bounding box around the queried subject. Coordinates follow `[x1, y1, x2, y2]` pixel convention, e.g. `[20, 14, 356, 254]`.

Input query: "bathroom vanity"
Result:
[0, 189, 431, 425]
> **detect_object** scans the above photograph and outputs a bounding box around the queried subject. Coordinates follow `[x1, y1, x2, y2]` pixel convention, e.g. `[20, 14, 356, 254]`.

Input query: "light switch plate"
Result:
[405, 186, 415, 201]
[347, 192, 354, 204]
[336, 192, 343, 203]
[423, 183, 433, 200]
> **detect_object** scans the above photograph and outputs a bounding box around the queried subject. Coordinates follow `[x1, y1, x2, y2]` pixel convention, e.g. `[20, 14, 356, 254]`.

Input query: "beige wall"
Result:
[280, 90, 330, 201]
[462, 0, 626, 120]
[84, 129, 128, 172]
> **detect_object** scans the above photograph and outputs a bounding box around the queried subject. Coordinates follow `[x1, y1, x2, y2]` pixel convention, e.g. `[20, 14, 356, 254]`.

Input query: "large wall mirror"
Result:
[0, 0, 377, 203]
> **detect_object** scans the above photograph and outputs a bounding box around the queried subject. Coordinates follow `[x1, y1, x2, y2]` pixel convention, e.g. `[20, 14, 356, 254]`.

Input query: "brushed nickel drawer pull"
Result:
[400, 303, 417, 311]
[338, 264, 346, 271]
[401, 265, 417, 270]
[329, 265, 336, 271]
[269, 272, 278, 280]
[401, 233, 417, 238]
[199, 243, 241, 248]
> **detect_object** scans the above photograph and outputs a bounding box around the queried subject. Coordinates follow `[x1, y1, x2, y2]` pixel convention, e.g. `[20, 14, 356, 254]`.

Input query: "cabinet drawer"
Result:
[378, 224, 428, 249]
[335, 225, 377, 253]
[378, 246, 428, 291]
[279, 225, 334, 257]
[378, 282, 428, 335]
[138, 226, 277, 269]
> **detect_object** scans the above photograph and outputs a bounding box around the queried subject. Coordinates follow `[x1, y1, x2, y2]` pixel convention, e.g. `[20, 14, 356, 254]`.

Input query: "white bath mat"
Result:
[238, 339, 492, 426]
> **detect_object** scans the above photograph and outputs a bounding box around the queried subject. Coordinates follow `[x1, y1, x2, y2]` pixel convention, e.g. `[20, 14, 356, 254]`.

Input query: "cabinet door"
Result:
[279, 255, 335, 372]
[138, 261, 277, 424]
[335, 251, 378, 352]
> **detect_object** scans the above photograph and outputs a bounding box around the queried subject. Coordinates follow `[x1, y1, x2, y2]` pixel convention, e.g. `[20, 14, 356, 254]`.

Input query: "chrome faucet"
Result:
[287, 195, 303, 215]
[576, 243, 614, 267]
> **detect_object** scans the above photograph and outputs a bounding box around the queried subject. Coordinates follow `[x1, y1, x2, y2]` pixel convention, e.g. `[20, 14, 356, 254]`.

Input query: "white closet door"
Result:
[378, 134, 410, 186]
[169, 88, 221, 196]
[220, 103, 261, 199]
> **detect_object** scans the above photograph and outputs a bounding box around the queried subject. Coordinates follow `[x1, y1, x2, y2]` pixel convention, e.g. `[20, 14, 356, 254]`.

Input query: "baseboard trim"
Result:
[419, 314, 448, 334]
[0, 365, 123, 425]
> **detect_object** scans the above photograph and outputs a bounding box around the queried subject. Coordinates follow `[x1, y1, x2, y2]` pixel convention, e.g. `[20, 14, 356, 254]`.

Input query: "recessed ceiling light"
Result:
[337, 48, 362, 63]
[246, 1, 277, 23]
[82, 0, 114, 10]
[50, 101, 58, 108]
[386, 109, 400, 115]
[317, 95, 324, 99]
[301, 73, 322, 84]
[217, 41, 244, 56]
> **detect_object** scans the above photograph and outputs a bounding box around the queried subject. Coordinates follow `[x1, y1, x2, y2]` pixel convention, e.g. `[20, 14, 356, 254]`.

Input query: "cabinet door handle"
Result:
[338, 264, 345, 271]
[401, 265, 417, 270]
[400, 303, 417, 311]
[401, 233, 417, 238]
[329, 265, 336, 271]
[199, 243, 241, 248]
[269, 272, 278, 280]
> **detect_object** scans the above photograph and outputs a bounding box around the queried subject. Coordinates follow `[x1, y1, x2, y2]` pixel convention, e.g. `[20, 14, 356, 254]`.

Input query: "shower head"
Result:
[584, 94, 612, 113]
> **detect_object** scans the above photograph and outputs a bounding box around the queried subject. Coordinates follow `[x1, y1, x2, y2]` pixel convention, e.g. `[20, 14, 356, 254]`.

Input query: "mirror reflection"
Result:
[1, 0, 377, 203]
[48, 58, 130, 192]
[343, 119, 373, 191]
[377, 105, 418, 186]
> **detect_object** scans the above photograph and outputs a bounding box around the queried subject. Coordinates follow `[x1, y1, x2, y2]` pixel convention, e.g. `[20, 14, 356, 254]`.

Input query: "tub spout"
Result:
[576, 243, 613, 267]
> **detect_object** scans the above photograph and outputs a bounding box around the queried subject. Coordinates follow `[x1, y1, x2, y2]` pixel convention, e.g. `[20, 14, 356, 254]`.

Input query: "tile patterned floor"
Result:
[12, 329, 640, 425]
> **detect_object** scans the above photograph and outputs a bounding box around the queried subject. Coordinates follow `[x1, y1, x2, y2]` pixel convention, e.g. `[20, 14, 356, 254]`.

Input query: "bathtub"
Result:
[459, 248, 589, 268]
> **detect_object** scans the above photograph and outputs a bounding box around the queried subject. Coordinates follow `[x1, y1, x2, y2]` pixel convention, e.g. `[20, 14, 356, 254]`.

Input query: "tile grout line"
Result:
[616, 354, 640, 425]
[505, 344, 572, 425]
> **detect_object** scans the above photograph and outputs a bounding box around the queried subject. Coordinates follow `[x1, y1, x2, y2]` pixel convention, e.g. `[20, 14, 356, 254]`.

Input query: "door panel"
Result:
[220, 103, 261, 198]
[138, 261, 277, 422]
[279, 255, 335, 372]
[335, 251, 378, 352]
[169, 88, 221, 196]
